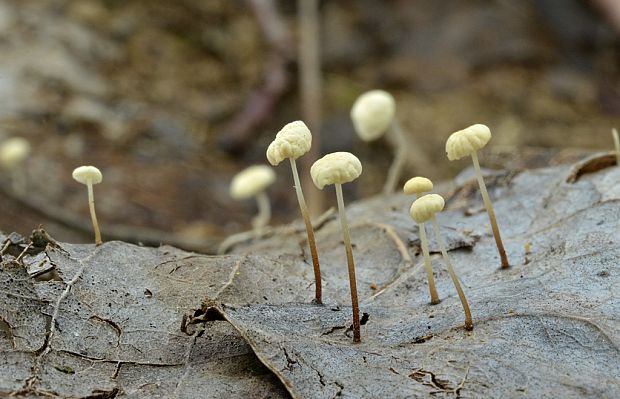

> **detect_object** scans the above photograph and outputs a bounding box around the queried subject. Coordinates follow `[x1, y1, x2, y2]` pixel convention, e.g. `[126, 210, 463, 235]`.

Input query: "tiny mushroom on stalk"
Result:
[0, 137, 31, 195]
[411, 194, 473, 330]
[446, 124, 509, 269]
[311, 152, 363, 343]
[408, 194, 440, 305]
[267, 120, 323, 304]
[351, 90, 408, 194]
[230, 165, 276, 232]
[403, 176, 433, 199]
[72, 166, 103, 246]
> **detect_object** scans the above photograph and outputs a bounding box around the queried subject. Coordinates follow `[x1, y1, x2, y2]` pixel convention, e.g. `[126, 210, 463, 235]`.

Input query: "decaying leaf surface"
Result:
[1, 154, 619, 398]
[1, 242, 288, 398]
[217, 154, 620, 398]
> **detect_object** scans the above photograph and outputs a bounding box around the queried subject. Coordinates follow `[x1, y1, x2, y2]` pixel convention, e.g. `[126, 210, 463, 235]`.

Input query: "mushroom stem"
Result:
[383, 120, 408, 194]
[418, 222, 440, 305]
[86, 181, 102, 246]
[613, 128, 620, 166]
[430, 216, 473, 330]
[335, 183, 361, 343]
[290, 158, 322, 304]
[252, 191, 271, 232]
[470, 151, 509, 269]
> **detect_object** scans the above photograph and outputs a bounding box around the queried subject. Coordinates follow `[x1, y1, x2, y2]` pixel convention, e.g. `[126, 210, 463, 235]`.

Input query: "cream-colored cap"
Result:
[350, 90, 395, 142]
[230, 165, 275, 200]
[403, 176, 433, 195]
[72, 165, 102, 185]
[310, 152, 362, 190]
[0, 137, 31, 169]
[410, 194, 445, 223]
[446, 124, 491, 161]
[266, 120, 312, 166]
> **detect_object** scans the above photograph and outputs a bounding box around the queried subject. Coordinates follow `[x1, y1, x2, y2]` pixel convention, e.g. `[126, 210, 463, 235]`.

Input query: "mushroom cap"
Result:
[446, 124, 491, 161]
[266, 120, 312, 166]
[350, 90, 395, 142]
[403, 176, 433, 195]
[230, 165, 275, 200]
[410, 193, 445, 223]
[310, 152, 362, 190]
[0, 137, 31, 168]
[72, 166, 103, 185]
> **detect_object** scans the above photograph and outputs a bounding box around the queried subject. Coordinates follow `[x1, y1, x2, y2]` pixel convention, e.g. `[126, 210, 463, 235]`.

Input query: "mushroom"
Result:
[613, 128, 619, 166]
[267, 120, 323, 304]
[72, 166, 103, 246]
[0, 137, 31, 195]
[408, 195, 440, 305]
[230, 165, 276, 232]
[411, 194, 473, 330]
[311, 152, 363, 342]
[350, 90, 408, 194]
[403, 176, 433, 199]
[446, 124, 509, 269]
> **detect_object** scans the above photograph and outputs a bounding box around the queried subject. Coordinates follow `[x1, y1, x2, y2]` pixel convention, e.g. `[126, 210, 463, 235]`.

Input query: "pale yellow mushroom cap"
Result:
[350, 90, 395, 142]
[266, 120, 312, 166]
[410, 194, 445, 223]
[72, 165, 102, 185]
[230, 165, 275, 200]
[0, 137, 31, 169]
[403, 176, 433, 195]
[446, 124, 491, 161]
[310, 152, 362, 190]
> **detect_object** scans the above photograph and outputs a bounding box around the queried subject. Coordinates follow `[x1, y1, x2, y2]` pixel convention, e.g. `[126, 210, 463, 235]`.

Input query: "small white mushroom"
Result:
[230, 165, 276, 232]
[72, 166, 103, 246]
[409, 195, 441, 305]
[411, 194, 473, 330]
[267, 120, 323, 304]
[446, 124, 509, 269]
[350, 90, 409, 194]
[403, 176, 433, 199]
[0, 137, 31, 195]
[612, 128, 619, 166]
[311, 152, 363, 343]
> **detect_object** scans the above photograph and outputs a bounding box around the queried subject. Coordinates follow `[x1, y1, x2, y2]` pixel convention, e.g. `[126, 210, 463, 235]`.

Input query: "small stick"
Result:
[612, 128, 619, 166]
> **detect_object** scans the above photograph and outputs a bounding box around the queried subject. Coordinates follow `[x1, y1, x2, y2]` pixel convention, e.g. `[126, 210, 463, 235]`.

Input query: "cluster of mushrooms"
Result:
[63, 90, 619, 344]
[226, 91, 518, 342]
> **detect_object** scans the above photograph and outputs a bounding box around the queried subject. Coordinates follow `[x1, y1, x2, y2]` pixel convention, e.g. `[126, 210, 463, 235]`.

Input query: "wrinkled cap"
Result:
[266, 120, 312, 166]
[311, 152, 362, 190]
[0, 137, 31, 168]
[403, 176, 433, 195]
[410, 193, 445, 223]
[72, 166, 103, 185]
[230, 165, 275, 200]
[350, 90, 395, 142]
[446, 124, 491, 161]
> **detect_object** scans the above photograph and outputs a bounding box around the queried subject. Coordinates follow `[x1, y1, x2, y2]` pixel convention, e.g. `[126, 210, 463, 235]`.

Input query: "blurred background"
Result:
[0, 0, 618, 252]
